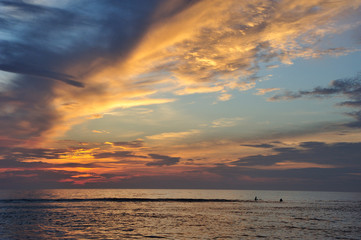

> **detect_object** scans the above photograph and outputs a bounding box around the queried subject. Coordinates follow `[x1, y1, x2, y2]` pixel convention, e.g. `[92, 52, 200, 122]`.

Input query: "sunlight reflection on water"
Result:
[0, 189, 360, 239]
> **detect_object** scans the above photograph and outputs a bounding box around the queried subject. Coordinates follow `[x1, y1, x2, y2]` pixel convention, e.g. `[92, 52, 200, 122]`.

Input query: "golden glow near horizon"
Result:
[0, 0, 361, 190]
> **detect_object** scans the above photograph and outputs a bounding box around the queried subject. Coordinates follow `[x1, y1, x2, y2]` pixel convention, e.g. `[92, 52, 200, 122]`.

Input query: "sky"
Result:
[1, 0, 361, 191]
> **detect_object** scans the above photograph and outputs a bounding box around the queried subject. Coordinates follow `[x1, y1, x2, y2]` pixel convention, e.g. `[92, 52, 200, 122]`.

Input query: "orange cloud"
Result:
[255, 88, 281, 95]
[4, 0, 361, 148]
[146, 129, 200, 140]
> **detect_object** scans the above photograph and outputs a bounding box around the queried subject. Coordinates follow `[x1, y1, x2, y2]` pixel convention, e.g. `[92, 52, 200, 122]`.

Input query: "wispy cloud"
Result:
[211, 117, 243, 128]
[107, 140, 145, 149]
[242, 143, 275, 149]
[217, 93, 232, 102]
[92, 130, 109, 134]
[146, 129, 200, 140]
[255, 88, 280, 95]
[175, 85, 224, 95]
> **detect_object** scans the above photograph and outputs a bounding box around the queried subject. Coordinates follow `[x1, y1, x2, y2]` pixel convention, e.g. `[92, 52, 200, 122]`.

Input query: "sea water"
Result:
[0, 189, 360, 239]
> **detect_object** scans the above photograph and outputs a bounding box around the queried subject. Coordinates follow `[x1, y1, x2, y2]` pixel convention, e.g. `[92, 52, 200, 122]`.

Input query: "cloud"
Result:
[0, 145, 104, 169]
[217, 93, 232, 102]
[146, 154, 180, 166]
[255, 88, 280, 95]
[0, 139, 359, 191]
[0, 146, 67, 160]
[92, 150, 146, 159]
[92, 130, 109, 134]
[175, 85, 224, 95]
[0, 0, 164, 145]
[87, 114, 103, 119]
[146, 129, 200, 140]
[0, 63, 84, 87]
[0, 170, 76, 189]
[0, 158, 50, 169]
[242, 143, 275, 148]
[1, 0, 361, 147]
[211, 117, 243, 128]
[135, 0, 361, 89]
[0, 157, 98, 169]
[270, 72, 361, 127]
[232, 141, 361, 167]
[266, 64, 279, 69]
[270, 73, 361, 101]
[110, 140, 145, 148]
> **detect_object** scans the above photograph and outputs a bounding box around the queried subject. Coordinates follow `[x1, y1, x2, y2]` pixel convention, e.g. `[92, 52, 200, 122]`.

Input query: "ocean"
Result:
[0, 189, 360, 239]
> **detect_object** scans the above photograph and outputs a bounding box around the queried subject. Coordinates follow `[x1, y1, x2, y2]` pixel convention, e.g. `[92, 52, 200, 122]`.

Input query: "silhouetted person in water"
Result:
[254, 196, 258, 201]
[280, 198, 283, 202]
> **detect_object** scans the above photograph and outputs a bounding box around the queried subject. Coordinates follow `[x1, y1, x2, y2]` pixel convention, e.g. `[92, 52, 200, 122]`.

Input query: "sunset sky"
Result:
[1, 0, 361, 191]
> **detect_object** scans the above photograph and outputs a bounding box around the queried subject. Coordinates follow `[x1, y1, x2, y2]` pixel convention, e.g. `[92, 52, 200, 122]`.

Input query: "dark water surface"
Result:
[0, 189, 360, 239]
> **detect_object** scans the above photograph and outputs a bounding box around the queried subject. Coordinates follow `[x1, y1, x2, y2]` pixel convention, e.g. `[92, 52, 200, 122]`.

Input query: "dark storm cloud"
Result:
[270, 72, 361, 127]
[233, 141, 361, 167]
[146, 154, 180, 166]
[0, 0, 162, 143]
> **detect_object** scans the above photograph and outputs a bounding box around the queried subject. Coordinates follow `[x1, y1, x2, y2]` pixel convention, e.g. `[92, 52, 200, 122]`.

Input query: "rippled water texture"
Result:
[0, 189, 360, 239]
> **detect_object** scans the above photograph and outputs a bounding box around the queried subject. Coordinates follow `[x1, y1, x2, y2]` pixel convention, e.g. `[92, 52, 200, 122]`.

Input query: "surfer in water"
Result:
[280, 198, 283, 202]
[254, 196, 258, 201]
